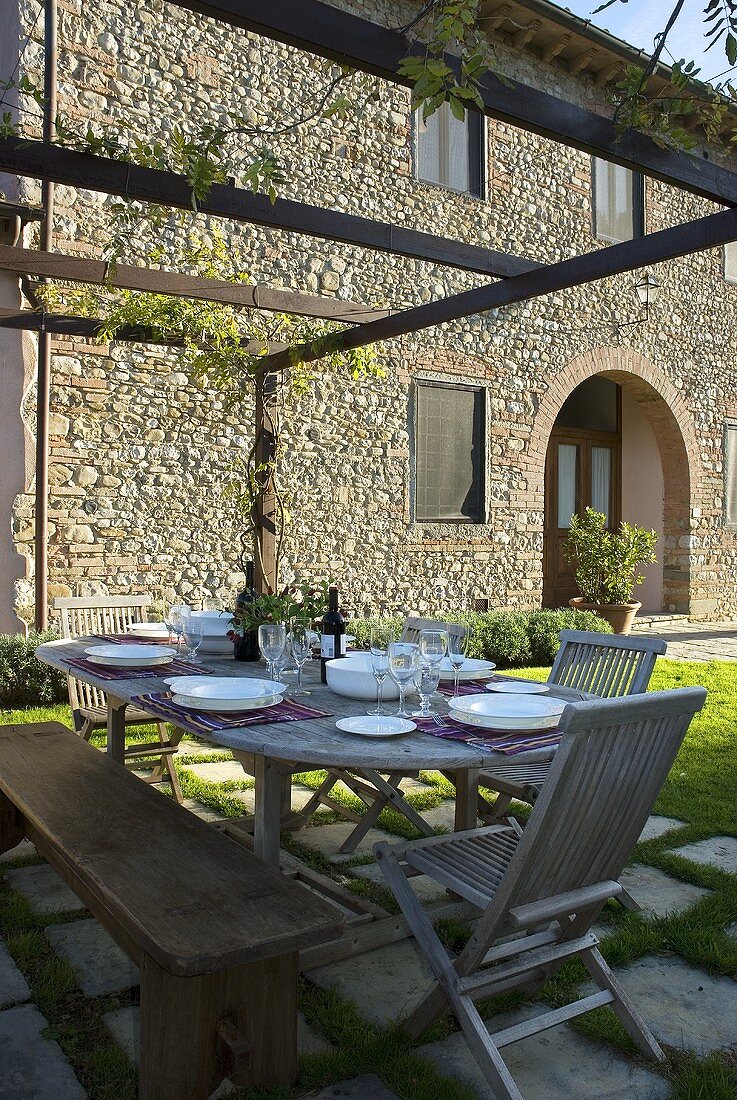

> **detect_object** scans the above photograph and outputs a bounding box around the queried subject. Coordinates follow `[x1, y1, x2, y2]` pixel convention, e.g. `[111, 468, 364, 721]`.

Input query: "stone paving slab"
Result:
[638, 815, 686, 843]
[0, 936, 31, 1007]
[45, 918, 139, 997]
[618, 864, 710, 918]
[4, 863, 85, 916]
[176, 738, 222, 757]
[295, 822, 392, 863]
[0, 838, 37, 864]
[308, 938, 435, 1025]
[672, 835, 737, 875]
[183, 759, 254, 784]
[181, 798, 229, 823]
[611, 955, 737, 1054]
[351, 862, 449, 904]
[727, 922, 737, 939]
[0, 1003, 87, 1098]
[421, 1003, 671, 1099]
[309, 1075, 399, 1099]
[102, 1005, 332, 1066]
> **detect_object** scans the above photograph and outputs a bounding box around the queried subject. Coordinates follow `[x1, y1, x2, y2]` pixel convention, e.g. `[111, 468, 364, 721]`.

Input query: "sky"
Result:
[559, 0, 734, 87]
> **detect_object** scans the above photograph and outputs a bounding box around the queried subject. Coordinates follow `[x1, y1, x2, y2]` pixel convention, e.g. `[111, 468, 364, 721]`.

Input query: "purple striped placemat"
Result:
[93, 633, 177, 645]
[437, 678, 498, 697]
[65, 656, 213, 681]
[131, 691, 332, 736]
[414, 715, 561, 756]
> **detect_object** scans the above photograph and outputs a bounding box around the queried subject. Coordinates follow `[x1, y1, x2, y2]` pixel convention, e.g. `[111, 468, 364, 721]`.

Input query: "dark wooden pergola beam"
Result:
[0, 137, 535, 280]
[169, 0, 737, 207]
[0, 243, 388, 322]
[257, 206, 737, 370]
[0, 307, 286, 354]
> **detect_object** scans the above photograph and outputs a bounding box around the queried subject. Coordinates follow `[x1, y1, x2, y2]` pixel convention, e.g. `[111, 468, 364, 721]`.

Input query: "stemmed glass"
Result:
[419, 629, 447, 668]
[258, 622, 287, 681]
[369, 623, 391, 716]
[388, 641, 419, 719]
[289, 617, 312, 697]
[181, 610, 203, 661]
[447, 632, 467, 701]
[165, 604, 186, 652]
[412, 662, 442, 718]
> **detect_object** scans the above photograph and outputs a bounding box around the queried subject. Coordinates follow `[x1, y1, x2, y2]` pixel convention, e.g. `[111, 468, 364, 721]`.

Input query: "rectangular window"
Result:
[415, 103, 484, 197]
[725, 424, 737, 525]
[724, 241, 737, 283]
[415, 382, 485, 522]
[593, 158, 644, 243]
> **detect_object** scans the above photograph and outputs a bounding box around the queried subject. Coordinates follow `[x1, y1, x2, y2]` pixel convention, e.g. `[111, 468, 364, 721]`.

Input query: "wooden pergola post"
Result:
[253, 371, 278, 594]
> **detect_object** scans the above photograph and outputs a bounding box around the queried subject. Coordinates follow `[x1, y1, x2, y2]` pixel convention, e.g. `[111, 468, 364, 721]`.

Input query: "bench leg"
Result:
[0, 790, 24, 854]
[138, 951, 299, 1099]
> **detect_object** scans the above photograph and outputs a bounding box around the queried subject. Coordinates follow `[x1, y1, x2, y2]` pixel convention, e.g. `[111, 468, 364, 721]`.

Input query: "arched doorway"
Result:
[535, 350, 697, 614]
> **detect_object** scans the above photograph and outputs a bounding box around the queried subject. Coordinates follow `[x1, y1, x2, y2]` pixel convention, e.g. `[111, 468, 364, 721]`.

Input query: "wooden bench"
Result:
[0, 723, 344, 1100]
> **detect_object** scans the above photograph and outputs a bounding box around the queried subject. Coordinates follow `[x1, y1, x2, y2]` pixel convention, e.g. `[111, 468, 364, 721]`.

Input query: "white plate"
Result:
[85, 644, 177, 666]
[336, 716, 416, 737]
[125, 622, 171, 639]
[164, 676, 287, 702]
[486, 680, 549, 695]
[171, 693, 283, 713]
[88, 654, 175, 668]
[438, 656, 496, 681]
[449, 692, 565, 731]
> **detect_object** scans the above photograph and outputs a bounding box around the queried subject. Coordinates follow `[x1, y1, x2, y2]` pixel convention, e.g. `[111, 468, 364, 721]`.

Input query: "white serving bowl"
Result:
[325, 655, 400, 701]
[189, 610, 233, 637]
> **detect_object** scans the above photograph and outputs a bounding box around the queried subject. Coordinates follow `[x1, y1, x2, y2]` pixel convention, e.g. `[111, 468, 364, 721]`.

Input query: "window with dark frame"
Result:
[724, 241, 737, 283]
[592, 157, 644, 243]
[725, 423, 737, 525]
[414, 381, 485, 522]
[414, 103, 484, 198]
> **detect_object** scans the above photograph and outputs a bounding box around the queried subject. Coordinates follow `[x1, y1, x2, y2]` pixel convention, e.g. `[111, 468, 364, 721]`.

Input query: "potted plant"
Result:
[228, 580, 330, 658]
[562, 508, 658, 634]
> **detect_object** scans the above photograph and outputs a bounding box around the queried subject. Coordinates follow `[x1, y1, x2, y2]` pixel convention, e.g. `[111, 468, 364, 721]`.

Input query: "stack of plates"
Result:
[164, 676, 287, 712]
[449, 693, 565, 732]
[125, 622, 171, 641]
[438, 656, 496, 681]
[85, 644, 177, 668]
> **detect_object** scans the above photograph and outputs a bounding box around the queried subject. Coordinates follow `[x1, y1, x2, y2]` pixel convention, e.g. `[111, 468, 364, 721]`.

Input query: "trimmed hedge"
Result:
[0, 631, 68, 707]
[348, 607, 612, 669]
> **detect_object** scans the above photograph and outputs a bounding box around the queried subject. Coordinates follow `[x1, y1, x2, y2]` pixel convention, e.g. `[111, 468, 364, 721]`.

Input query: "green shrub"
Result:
[0, 631, 68, 707]
[347, 608, 611, 669]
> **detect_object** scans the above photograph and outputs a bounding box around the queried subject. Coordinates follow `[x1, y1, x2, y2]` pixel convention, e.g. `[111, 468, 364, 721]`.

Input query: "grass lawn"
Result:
[1, 658, 737, 1098]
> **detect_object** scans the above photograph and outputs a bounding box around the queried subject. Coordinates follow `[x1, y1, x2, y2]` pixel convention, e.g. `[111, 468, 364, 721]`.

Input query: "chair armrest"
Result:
[508, 881, 622, 928]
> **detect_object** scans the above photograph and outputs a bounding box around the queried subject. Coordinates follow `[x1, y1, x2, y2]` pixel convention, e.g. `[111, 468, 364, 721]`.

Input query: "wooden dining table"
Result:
[35, 638, 585, 864]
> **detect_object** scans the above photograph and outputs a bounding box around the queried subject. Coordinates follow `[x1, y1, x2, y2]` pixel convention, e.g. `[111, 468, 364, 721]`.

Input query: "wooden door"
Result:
[543, 428, 621, 607]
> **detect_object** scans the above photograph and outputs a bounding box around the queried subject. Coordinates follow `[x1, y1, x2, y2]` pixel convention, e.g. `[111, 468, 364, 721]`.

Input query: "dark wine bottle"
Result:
[234, 560, 260, 662]
[320, 585, 346, 683]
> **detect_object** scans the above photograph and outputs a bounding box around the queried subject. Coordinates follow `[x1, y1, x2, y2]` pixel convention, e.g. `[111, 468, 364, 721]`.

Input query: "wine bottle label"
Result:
[321, 636, 335, 658]
[339, 634, 347, 656]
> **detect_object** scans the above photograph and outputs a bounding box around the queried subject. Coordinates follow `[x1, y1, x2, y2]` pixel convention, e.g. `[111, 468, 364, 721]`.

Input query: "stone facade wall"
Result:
[7, 0, 737, 622]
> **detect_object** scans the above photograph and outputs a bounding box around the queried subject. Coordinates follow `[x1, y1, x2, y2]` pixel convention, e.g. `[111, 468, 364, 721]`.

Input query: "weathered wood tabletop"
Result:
[36, 639, 583, 866]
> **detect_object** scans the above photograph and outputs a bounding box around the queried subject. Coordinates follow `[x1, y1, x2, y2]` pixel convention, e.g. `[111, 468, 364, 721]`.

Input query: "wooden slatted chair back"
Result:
[471, 687, 705, 945]
[54, 595, 152, 711]
[549, 629, 666, 698]
[400, 616, 466, 645]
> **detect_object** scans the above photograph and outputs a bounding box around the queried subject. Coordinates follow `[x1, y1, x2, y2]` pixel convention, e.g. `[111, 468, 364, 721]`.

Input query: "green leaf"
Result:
[727, 32, 737, 65]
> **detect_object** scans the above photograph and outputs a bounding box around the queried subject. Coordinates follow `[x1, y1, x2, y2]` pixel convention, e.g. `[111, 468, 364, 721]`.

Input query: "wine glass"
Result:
[165, 604, 186, 652]
[412, 662, 441, 718]
[181, 610, 203, 661]
[258, 622, 286, 681]
[369, 623, 391, 716]
[289, 616, 312, 697]
[388, 641, 419, 719]
[447, 631, 467, 701]
[419, 629, 447, 668]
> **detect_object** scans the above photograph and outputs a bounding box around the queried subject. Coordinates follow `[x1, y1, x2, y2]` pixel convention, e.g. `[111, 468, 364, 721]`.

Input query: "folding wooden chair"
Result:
[375, 687, 706, 1100]
[476, 630, 667, 827]
[300, 616, 467, 854]
[55, 595, 184, 803]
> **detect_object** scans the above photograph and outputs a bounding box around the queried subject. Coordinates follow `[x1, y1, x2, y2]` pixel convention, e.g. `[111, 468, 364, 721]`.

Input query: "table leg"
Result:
[107, 696, 128, 765]
[454, 768, 480, 832]
[254, 756, 284, 866]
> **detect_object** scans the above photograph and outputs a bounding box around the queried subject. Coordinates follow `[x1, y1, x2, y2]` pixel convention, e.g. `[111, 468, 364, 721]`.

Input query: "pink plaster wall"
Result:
[621, 389, 664, 612]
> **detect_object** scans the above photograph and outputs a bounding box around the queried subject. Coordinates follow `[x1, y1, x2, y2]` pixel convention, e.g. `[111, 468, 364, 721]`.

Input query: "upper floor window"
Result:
[414, 381, 486, 522]
[724, 241, 737, 283]
[725, 423, 737, 525]
[415, 103, 484, 198]
[592, 158, 644, 243]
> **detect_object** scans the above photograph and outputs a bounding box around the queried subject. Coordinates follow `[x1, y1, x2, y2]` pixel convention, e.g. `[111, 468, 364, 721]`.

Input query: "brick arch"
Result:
[526, 347, 700, 613]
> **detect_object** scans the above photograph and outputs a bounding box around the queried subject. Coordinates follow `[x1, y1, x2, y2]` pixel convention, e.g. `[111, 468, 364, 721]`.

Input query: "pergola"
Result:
[3, 0, 737, 629]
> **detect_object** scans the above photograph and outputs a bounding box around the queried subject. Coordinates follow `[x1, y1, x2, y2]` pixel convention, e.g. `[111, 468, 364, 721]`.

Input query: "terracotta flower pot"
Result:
[569, 597, 642, 636]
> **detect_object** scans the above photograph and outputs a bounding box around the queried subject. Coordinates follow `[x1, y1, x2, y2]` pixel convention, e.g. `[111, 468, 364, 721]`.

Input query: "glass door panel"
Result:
[591, 446, 612, 522]
[557, 444, 579, 529]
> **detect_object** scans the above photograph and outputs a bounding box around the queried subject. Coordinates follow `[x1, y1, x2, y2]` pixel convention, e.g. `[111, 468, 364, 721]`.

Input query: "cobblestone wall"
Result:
[8, 0, 737, 621]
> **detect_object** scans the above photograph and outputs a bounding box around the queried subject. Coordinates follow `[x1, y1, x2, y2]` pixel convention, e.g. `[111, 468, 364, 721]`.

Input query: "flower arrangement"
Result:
[227, 579, 330, 639]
